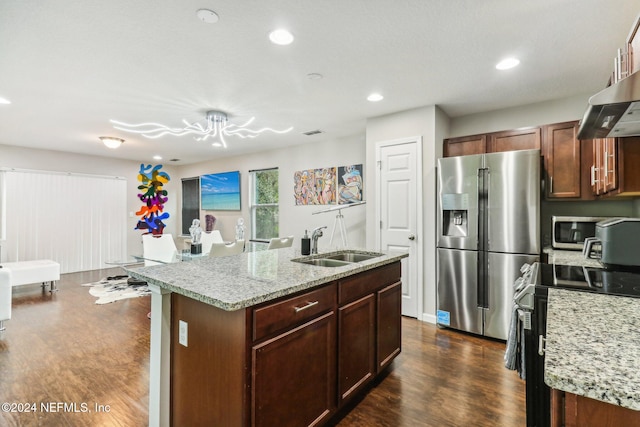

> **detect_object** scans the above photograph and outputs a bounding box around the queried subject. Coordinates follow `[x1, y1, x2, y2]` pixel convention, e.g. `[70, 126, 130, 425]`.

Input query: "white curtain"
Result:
[1, 169, 127, 273]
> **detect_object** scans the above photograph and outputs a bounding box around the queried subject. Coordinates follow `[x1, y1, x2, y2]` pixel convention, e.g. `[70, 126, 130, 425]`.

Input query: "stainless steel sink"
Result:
[323, 252, 383, 262]
[295, 258, 353, 267]
[292, 250, 383, 267]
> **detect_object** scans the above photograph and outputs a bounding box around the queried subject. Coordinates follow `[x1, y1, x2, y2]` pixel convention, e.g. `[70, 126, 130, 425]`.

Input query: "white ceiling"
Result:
[1, 0, 639, 165]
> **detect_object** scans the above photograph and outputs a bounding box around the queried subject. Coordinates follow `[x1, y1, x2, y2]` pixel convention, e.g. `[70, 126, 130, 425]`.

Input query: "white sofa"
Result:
[1, 260, 60, 292]
[0, 268, 11, 331]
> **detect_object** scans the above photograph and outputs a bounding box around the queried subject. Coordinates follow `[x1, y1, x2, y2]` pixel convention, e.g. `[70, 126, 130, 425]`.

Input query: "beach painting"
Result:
[201, 171, 241, 211]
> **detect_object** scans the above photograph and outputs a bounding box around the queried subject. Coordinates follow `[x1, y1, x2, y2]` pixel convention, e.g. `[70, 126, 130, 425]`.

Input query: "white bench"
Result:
[1, 260, 60, 292]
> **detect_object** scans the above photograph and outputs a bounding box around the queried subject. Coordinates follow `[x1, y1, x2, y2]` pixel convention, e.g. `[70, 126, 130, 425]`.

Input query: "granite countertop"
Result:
[544, 288, 640, 410]
[543, 247, 602, 268]
[124, 247, 407, 311]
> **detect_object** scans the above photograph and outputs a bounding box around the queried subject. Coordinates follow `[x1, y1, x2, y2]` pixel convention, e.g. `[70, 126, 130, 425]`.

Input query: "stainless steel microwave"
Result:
[551, 216, 612, 250]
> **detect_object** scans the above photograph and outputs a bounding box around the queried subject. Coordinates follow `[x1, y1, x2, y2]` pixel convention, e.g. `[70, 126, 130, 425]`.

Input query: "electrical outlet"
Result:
[179, 320, 188, 347]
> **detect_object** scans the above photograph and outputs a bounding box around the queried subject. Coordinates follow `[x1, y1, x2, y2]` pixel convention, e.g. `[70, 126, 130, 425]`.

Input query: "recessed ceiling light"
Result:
[307, 73, 323, 80]
[269, 29, 294, 45]
[0, 97, 11, 105]
[496, 57, 520, 70]
[153, 155, 162, 160]
[196, 9, 219, 24]
[367, 93, 384, 102]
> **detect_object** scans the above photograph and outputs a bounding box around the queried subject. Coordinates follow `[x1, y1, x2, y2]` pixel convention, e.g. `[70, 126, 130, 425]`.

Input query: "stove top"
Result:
[537, 263, 640, 298]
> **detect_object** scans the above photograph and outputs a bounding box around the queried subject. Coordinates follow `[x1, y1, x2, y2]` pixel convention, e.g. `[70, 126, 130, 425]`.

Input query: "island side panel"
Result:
[171, 293, 249, 427]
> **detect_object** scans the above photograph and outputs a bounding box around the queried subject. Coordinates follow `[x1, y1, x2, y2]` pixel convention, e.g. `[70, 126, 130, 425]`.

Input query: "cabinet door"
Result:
[487, 127, 541, 153]
[591, 139, 605, 195]
[544, 122, 581, 198]
[377, 281, 402, 371]
[338, 294, 376, 405]
[602, 137, 618, 193]
[252, 311, 336, 427]
[443, 134, 486, 157]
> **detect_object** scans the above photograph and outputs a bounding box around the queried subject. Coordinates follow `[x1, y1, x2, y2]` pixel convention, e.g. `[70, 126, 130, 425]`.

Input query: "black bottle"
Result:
[301, 230, 311, 255]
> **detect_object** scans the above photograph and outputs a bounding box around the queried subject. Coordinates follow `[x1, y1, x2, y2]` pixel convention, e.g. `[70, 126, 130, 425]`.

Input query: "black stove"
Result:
[536, 263, 640, 298]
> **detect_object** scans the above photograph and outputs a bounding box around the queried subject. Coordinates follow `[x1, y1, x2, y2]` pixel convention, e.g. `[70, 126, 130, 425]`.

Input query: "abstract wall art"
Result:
[337, 164, 363, 204]
[135, 164, 170, 234]
[201, 171, 241, 211]
[293, 167, 336, 205]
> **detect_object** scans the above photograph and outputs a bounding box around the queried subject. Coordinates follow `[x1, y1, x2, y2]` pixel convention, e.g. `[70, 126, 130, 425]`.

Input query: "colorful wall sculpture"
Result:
[135, 164, 170, 234]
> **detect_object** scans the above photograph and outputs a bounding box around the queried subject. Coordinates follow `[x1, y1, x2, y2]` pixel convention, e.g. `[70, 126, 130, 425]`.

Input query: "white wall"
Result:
[177, 134, 366, 252]
[0, 144, 179, 260]
[448, 92, 592, 137]
[365, 105, 447, 323]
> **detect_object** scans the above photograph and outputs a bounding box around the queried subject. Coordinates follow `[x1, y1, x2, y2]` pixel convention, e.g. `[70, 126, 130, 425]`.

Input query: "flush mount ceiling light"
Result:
[99, 136, 124, 149]
[367, 93, 384, 102]
[269, 28, 294, 45]
[111, 110, 293, 148]
[196, 9, 219, 23]
[496, 57, 520, 70]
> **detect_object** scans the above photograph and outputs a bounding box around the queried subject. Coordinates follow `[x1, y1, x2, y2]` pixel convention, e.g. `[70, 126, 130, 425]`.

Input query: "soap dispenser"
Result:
[301, 230, 311, 255]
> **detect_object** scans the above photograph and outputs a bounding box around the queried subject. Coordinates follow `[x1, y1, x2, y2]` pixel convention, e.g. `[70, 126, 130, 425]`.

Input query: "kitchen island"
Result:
[125, 247, 407, 427]
[544, 288, 640, 426]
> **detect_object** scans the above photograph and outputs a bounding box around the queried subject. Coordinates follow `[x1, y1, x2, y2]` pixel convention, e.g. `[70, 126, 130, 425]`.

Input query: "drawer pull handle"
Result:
[294, 301, 319, 313]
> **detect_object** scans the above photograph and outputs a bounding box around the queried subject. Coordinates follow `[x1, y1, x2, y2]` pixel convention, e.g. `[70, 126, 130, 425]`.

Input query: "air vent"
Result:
[302, 129, 323, 136]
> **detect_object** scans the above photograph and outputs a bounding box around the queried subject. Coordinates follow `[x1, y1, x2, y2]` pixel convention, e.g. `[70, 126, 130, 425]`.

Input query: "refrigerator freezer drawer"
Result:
[437, 248, 483, 335]
[484, 252, 540, 340]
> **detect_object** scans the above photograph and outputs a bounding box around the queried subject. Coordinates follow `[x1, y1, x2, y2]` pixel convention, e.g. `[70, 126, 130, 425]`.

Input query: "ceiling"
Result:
[1, 1, 639, 165]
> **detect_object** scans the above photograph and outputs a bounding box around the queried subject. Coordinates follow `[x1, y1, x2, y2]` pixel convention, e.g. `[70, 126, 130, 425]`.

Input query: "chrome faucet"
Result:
[311, 226, 327, 254]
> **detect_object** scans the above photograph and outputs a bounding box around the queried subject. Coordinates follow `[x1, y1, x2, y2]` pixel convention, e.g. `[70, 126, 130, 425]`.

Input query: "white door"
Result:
[376, 137, 422, 318]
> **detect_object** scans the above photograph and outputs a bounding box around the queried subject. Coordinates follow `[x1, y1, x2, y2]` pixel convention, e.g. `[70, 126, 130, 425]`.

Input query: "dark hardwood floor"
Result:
[0, 268, 525, 426]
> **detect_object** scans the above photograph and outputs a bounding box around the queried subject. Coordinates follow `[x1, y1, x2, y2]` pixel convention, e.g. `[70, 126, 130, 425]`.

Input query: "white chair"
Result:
[267, 235, 294, 250]
[0, 268, 11, 331]
[142, 234, 179, 266]
[199, 230, 224, 255]
[209, 240, 245, 257]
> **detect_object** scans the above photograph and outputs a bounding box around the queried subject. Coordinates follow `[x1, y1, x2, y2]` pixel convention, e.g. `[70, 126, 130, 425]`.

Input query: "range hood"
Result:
[577, 70, 640, 139]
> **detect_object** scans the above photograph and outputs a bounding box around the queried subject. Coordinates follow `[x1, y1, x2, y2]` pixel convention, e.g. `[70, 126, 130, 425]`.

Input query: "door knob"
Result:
[408, 234, 416, 241]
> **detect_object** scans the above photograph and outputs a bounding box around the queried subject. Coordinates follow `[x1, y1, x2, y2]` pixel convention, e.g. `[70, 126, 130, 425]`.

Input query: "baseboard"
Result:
[421, 313, 436, 324]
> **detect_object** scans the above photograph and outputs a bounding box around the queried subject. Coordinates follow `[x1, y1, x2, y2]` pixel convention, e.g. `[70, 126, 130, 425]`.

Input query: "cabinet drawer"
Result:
[253, 283, 336, 342]
[338, 262, 401, 305]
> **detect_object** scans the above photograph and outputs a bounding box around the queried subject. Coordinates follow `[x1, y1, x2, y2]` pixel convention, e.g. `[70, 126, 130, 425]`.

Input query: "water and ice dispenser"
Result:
[441, 193, 468, 237]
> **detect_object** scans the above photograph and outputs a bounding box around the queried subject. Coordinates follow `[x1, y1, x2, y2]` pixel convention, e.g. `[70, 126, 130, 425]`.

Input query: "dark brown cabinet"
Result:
[443, 127, 540, 158]
[337, 262, 401, 405]
[338, 294, 375, 404]
[252, 312, 336, 427]
[443, 134, 486, 157]
[488, 127, 541, 153]
[543, 121, 583, 199]
[551, 389, 640, 427]
[590, 136, 640, 197]
[170, 261, 402, 427]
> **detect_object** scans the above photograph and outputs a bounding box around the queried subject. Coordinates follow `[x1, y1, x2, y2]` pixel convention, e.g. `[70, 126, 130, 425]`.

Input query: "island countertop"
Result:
[124, 247, 407, 311]
[544, 288, 640, 411]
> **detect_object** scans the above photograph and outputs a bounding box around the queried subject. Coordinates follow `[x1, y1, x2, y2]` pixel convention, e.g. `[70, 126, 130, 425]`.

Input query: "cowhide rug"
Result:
[82, 275, 150, 304]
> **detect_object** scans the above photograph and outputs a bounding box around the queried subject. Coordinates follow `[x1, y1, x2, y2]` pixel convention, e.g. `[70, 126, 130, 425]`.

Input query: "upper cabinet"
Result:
[487, 127, 541, 153]
[443, 134, 486, 157]
[443, 127, 540, 157]
[592, 136, 640, 197]
[543, 121, 583, 199]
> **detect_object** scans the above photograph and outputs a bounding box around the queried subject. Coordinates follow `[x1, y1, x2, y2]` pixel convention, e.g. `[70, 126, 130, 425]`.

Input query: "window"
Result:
[181, 177, 200, 236]
[250, 168, 279, 241]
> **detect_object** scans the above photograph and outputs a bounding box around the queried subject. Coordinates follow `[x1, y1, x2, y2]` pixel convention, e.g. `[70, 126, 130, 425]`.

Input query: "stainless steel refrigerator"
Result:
[436, 149, 540, 340]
